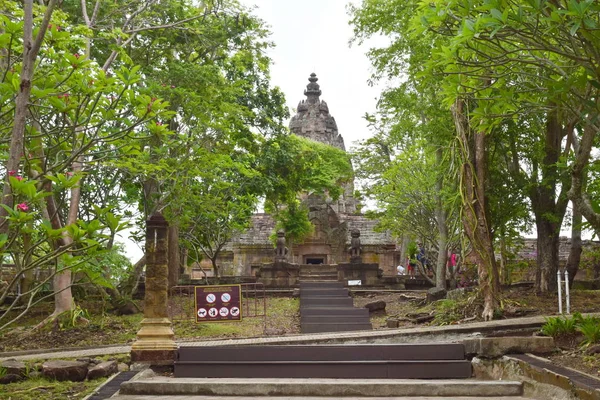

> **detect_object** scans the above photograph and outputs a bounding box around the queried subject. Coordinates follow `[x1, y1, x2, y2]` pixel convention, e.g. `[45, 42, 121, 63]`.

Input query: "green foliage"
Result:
[1, 0, 291, 327]
[577, 316, 600, 346]
[57, 305, 90, 330]
[261, 134, 354, 245]
[433, 299, 463, 325]
[542, 313, 600, 346]
[541, 315, 579, 338]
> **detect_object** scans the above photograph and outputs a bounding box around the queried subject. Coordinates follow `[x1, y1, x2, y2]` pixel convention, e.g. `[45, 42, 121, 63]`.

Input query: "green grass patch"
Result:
[0, 376, 104, 400]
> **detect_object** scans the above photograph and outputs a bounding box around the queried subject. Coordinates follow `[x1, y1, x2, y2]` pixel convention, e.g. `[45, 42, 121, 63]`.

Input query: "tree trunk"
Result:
[499, 234, 509, 285]
[211, 257, 219, 278]
[530, 109, 568, 293]
[52, 155, 85, 316]
[168, 225, 180, 288]
[120, 255, 146, 298]
[18, 223, 34, 305]
[452, 99, 499, 321]
[565, 202, 582, 288]
[0, 0, 56, 233]
[569, 123, 600, 231]
[434, 147, 448, 289]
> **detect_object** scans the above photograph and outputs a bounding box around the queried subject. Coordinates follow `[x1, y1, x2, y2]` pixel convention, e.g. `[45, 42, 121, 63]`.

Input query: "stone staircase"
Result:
[298, 264, 338, 282]
[175, 343, 472, 379]
[300, 281, 372, 333]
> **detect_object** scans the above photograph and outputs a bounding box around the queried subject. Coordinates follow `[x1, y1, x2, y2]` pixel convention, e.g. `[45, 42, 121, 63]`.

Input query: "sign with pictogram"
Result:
[195, 285, 242, 323]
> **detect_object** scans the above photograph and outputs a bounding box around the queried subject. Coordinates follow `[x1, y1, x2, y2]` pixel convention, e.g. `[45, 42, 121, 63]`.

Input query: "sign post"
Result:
[195, 285, 242, 323]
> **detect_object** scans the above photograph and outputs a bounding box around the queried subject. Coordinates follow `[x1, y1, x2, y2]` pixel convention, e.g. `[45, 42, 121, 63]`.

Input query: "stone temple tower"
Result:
[289, 73, 356, 214]
[290, 73, 346, 151]
[190, 73, 400, 275]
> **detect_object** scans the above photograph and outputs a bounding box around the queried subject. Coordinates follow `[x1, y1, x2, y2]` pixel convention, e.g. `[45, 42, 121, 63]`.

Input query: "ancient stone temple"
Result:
[193, 74, 400, 280]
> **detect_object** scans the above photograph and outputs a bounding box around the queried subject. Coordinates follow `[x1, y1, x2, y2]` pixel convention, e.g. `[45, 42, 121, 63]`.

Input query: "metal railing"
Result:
[168, 283, 266, 328]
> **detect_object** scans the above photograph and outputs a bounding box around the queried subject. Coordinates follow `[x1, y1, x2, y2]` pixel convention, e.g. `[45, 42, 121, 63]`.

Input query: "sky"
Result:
[239, 0, 382, 151]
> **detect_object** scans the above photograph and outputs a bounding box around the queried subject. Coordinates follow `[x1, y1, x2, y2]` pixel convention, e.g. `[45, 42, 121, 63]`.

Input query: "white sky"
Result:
[240, 0, 382, 151]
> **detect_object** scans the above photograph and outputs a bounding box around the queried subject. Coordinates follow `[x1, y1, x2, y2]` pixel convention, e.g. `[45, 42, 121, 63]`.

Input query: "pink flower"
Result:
[156, 122, 163, 126]
[16, 203, 28, 212]
[66, 172, 73, 177]
[170, 85, 175, 89]
[8, 170, 16, 176]
[74, 53, 80, 59]
[15, 176, 23, 181]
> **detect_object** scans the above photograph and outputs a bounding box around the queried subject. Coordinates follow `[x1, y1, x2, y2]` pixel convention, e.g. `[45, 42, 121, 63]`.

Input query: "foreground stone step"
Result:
[178, 344, 468, 362]
[120, 378, 523, 397]
[175, 359, 469, 379]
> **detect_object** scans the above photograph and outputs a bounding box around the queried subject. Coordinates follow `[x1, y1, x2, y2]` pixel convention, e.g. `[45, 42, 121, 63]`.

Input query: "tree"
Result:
[259, 134, 355, 253]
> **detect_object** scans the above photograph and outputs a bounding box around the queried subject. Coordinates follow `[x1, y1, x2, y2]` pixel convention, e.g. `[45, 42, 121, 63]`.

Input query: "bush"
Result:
[541, 313, 600, 346]
[578, 316, 600, 346]
[541, 315, 578, 338]
[433, 299, 463, 325]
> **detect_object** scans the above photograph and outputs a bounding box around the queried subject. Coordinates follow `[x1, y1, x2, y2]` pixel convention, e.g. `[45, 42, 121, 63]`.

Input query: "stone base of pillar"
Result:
[130, 317, 177, 365]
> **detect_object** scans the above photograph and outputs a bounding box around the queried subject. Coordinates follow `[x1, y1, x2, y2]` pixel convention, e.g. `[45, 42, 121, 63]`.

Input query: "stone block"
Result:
[0, 359, 27, 377]
[447, 288, 467, 300]
[364, 300, 386, 313]
[463, 336, 556, 358]
[87, 360, 118, 380]
[386, 318, 399, 328]
[0, 374, 24, 384]
[118, 363, 130, 372]
[42, 360, 89, 382]
[427, 287, 447, 303]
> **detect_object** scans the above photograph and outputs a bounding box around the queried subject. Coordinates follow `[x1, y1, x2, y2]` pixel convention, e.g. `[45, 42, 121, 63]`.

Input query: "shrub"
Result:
[541, 316, 578, 338]
[433, 299, 462, 325]
[578, 316, 600, 346]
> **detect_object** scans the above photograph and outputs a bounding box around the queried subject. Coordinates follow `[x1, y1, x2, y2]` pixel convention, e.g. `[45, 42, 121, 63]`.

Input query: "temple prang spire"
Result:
[304, 72, 321, 104]
[289, 72, 345, 151]
[289, 73, 356, 214]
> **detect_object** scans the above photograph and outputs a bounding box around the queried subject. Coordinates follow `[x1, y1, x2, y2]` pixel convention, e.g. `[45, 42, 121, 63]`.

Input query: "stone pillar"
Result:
[131, 213, 177, 365]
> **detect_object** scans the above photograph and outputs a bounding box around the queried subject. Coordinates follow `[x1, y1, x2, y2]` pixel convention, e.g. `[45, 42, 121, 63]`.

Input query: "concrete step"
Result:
[300, 288, 349, 296]
[120, 378, 524, 397]
[301, 315, 370, 323]
[299, 272, 338, 276]
[300, 322, 373, 333]
[300, 296, 353, 306]
[177, 344, 465, 362]
[299, 281, 344, 289]
[175, 359, 470, 378]
[300, 306, 369, 317]
[299, 276, 338, 282]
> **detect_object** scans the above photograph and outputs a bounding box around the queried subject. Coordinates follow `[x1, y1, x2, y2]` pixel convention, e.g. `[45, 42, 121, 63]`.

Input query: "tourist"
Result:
[397, 265, 405, 275]
[407, 256, 416, 279]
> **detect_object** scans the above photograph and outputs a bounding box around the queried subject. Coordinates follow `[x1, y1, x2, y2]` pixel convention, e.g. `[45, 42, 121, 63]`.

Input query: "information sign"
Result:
[195, 285, 242, 323]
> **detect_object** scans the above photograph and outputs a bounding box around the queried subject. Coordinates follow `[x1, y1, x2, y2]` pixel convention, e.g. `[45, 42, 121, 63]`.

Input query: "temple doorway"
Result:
[304, 256, 326, 264]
